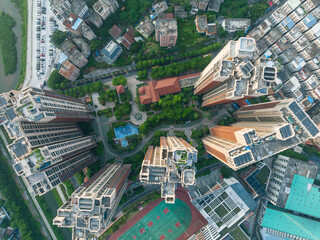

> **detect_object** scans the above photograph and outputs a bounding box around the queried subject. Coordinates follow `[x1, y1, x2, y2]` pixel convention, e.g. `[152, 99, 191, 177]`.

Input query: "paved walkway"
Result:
[98, 117, 211, 159]
[56, 184, 67, 203]
[127, 76, 147, 126]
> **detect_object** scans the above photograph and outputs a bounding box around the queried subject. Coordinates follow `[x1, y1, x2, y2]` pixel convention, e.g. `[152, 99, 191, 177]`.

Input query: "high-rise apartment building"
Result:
[0, 87, 98, 196]
[53, 163, 131, 239]
[12, 135, 98, 195]
[139, 136, 197, 203]
[203, 99, 320, 170]
[0, 87, 93, 123]
[194, 37, 276, 106]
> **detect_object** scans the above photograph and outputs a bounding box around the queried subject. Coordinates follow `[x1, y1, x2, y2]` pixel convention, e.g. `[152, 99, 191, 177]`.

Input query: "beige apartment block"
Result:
[53, 163, 130, 239]
[140, 136, 197, 203]
[203, 99, 320, 170]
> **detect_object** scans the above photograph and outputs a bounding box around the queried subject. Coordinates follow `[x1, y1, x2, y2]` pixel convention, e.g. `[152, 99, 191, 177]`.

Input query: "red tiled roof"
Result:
[122, 32, 135, 49]
[154, 77, 181, 96]
[138, 73, 200, 104]
[116, 85, 125, 94]
[63, 13, 79, 30]
[109, 25, 122, 39]
[127, 28, 135, 38]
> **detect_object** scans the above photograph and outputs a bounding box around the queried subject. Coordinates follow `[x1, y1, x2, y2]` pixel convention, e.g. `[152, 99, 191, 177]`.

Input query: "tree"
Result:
[90, 39, 102, 51]
[249, 3, 268, 23]
[47, 70, 68, 90]
[50, 30, 68, 48]
[218, 25, 228, 38]
[112, 75, 127, 86]
[220, 166, 233, 178]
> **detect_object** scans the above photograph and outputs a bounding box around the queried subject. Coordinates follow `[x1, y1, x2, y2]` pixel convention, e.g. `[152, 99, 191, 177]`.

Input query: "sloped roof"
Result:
[122, 33, 135, 49]
[116, 85, 125, 94]
[138, 73, 201, 104]
[109, 25, 122, 39]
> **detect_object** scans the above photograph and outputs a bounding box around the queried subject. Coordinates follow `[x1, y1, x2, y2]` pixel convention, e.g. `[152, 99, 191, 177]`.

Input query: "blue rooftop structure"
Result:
[285, 174, 320, 219]
[308, 96, 314, 103]
[262, 207, 320, 240]
[303, 14, 317, 28]
[281, 17, 295, 29]
[72, 18, 83, 30]
[101, 41, 123, 64]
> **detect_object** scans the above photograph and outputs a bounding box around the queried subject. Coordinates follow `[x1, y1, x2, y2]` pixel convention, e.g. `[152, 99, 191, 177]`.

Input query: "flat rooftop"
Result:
[285, 174, 320, 219]
[262, 207, 320, 240]
[270, 156, 318, 208]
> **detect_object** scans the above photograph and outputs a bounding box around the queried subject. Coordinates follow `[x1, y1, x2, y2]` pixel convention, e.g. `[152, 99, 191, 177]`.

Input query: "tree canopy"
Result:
[50, 30, 68, 48]
[112, 75, 127, 86]
[0, 12, 17, 75]
[47, 70, 69, 90]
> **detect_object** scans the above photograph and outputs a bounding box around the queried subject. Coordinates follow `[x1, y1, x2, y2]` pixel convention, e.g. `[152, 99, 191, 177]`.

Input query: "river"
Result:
[0, 0, 22, 93]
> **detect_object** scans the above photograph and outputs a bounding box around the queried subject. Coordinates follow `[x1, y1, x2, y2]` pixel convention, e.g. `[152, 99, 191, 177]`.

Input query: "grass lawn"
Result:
[35, 196, 66, 240]
[195, 156, 219, 170]
[255, 166, 270, 189]
[177, 18, 207, 52]
[51, 188, 63, 206]
[215, 204, 228, 218]
[230, 226, 250, 240]
[75, 171, 85, 186]
[196, 169, 211, 178]
[0, 126, 13, 144]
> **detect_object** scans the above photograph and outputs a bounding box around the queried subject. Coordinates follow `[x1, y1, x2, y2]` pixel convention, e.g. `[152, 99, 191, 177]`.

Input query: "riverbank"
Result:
[9, 0, 28, 90]
[0, 0, 21, 92]
[0, 12, 18, 75]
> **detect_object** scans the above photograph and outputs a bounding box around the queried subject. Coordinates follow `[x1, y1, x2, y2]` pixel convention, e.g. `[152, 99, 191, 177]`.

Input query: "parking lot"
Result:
[30, 0, 64, 88]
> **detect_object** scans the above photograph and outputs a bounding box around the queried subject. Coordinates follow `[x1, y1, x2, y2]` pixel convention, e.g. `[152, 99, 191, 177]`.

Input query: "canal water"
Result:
[0, 0, 22, 93]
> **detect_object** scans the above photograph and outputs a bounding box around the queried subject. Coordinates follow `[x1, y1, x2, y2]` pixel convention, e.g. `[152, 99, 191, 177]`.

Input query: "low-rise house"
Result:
[207, 0, 224, 12]
[72, 37, 91, 58]
[121, 28, 135, 50]
[221, 18, 251, 32]
[109, 24, 122, 39]
[136, 17, 155, 38]
[155, 14, 178, 47]
[153, 1, 168, 15]
[195, 15, 217, 35]
[198, 0, 209, 11]
[138, 75, 181, 104]
[93, 0, 119, 20]
[63, 14, 96, 41]
[59, 60, 80, 81]
[116, 85, 125, 95]
[174, 5, 187, 18]
[100, 40, 123, 64]
[51, 0, 88, 19]
[60, 40, 88, 68]
[85, 9, 103, 28]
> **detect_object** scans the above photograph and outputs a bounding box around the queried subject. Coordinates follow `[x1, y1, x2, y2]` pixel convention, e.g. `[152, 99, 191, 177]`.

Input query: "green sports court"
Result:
[119, 199, 192, 240]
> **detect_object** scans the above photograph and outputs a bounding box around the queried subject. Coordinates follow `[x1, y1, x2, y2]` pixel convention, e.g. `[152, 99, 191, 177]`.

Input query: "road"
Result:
[0, 131, 56, 240]
[24, 0, 64, 89]
[95, 116, 211, 159]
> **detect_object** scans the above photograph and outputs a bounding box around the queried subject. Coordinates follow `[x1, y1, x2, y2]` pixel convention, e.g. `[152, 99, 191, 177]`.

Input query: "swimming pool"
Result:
[114, 125, 139, 140]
